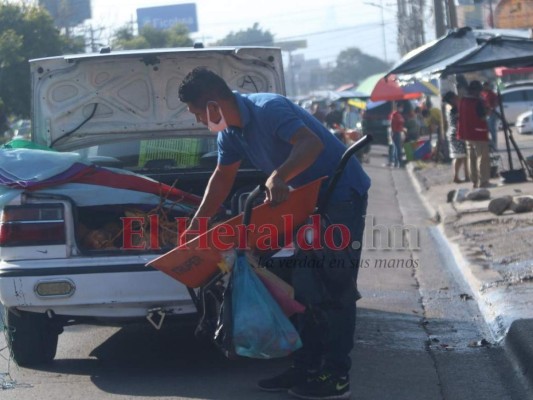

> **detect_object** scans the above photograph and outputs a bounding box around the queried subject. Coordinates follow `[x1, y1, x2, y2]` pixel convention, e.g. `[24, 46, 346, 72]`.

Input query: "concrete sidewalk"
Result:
[406, 160, 533, 388]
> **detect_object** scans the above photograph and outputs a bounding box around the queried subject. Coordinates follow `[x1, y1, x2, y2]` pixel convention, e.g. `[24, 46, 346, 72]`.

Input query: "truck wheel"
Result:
[4, 307, 61, 366]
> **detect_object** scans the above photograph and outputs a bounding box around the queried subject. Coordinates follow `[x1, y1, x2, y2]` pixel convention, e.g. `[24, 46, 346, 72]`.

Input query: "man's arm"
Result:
[266, 126, 324, 204]
[184, 160, 240, 236]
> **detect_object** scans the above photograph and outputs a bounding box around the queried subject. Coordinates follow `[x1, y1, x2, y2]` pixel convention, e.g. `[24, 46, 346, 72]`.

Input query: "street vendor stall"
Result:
[384, 27, 533, 182]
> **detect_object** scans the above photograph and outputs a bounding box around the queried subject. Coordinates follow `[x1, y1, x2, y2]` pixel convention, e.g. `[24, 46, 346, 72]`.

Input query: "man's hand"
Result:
[178, 217, 210, 245]
[263, 127, 323, 206]
[265, 173, 289, 205]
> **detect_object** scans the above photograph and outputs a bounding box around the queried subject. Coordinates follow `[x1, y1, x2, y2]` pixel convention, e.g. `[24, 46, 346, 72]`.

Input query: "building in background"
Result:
[494, 0, 533, 29]
[456, 0, 533, 30]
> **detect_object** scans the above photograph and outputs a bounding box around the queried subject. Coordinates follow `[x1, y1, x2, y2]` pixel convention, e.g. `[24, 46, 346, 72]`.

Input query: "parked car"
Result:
[361, 99, 414, 145]
[0, 46, 284, 366]
[362, 101, 393, 145]
[499, 81, 533, 125]
[515, 110, 533, 134]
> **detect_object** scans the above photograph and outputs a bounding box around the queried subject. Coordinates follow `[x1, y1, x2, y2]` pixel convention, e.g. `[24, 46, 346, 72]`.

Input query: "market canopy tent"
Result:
[386, 27, 532, 78]
[441, 36, 533, 76]
[385, 26, 533, 181]
[387, 27, 478, 76]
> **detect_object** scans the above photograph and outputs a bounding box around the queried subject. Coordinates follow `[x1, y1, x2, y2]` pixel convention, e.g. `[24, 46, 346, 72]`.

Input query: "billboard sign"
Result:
[495, 0, 533, 29]
[137, 3, 198, 33]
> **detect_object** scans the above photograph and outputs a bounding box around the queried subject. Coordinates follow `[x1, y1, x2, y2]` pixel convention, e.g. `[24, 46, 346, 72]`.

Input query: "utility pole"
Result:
[85, 25, 105, 53]
[364, 1, 388, 63]
[396, 0, 425, 56]
[379, 0, 387, 63]
[488, 0, 495, 28]
[433, 0, 446, 37]
[446, 0, 458, 29]
[90, 26, 96, 53]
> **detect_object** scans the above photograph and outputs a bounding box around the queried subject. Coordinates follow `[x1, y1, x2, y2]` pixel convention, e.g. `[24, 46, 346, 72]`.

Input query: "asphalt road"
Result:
[1, 144, 531, 399]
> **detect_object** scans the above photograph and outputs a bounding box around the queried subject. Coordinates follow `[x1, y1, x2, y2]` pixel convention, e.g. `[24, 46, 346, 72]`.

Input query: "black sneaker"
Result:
[288, 372, 351, 399]
[257, 366, 311, 392]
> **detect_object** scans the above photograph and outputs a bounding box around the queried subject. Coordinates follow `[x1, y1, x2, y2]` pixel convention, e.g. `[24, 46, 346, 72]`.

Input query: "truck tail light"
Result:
[0, 204, 65, 247]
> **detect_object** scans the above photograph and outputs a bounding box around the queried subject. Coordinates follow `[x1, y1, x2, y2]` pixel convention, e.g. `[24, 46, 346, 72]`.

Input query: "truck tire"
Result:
[4, 307, 61, 366]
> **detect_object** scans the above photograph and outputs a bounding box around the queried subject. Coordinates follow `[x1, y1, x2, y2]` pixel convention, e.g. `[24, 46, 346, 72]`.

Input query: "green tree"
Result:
[329, 48, 391, 87]
[215, 23, 274, 46]
[111, 23, 193, 50]
[0, 3, 83, 117]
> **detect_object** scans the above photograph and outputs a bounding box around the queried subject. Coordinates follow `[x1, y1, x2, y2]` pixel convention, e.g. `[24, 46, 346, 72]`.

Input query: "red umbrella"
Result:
[370, 74, 423, 101]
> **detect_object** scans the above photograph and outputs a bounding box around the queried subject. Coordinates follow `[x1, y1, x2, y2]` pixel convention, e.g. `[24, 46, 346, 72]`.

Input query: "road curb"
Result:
[405, 164, 439, 218]
[407, 162, 519, 334]
[505, 319, 533, 389]
[406, 162, 533, 384]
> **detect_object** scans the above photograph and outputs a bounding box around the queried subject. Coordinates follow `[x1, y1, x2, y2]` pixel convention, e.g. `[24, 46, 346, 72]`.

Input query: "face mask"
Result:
[206, 101, 228, 133]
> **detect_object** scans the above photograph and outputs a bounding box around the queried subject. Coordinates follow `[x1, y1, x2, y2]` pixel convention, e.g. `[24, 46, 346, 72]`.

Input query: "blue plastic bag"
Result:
[231, 255, 302, 359]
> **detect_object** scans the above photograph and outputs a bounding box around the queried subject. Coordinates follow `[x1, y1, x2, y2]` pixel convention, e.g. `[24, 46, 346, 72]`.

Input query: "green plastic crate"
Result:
[139, 138, 203, 168]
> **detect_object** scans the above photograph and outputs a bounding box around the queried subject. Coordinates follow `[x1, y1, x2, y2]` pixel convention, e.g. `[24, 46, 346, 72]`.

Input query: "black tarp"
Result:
[441, 36, 533, 76]
[386, 27, 477, 76]
[386, 27, 533, 78]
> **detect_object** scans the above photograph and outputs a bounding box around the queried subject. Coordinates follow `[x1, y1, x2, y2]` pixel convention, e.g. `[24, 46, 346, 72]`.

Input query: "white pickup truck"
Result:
[0, 46, 285, 366]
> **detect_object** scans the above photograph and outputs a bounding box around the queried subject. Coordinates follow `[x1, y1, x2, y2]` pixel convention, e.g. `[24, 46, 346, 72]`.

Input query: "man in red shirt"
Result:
[481, 81, 499, 150]
[458, 80, 493, 188]
[389, 102, 405, 168]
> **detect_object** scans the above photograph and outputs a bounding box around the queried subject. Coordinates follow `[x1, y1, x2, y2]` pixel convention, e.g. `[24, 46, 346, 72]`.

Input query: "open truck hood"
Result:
[30, 47, 285, 151]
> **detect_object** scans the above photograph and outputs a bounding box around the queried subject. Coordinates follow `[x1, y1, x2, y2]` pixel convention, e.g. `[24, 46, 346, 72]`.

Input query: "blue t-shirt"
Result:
[217, 92, 371, 203]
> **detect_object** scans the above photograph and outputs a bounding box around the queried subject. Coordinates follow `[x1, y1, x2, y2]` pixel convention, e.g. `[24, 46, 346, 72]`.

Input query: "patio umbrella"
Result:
[347, 98, 367, 110]
[356, 73, 384, 97]
[401, 79, 440, 96]
[365, 100, 386, 110]
[327, 89, 369, 103]
[370, 74, 423, 101]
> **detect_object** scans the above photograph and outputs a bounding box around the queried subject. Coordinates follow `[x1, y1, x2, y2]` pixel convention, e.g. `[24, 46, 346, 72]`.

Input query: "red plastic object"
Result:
[147, 177, 325, 288]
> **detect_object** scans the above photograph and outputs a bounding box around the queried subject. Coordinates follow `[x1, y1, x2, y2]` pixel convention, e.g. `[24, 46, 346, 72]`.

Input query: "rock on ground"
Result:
[488, 196, 513, 215]
[466, 188, 491, 201]
[510, 195, 533, 213]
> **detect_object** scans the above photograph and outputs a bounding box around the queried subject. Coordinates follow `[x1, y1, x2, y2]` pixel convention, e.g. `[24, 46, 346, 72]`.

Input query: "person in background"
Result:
[421, 106, 442, 140]
[404, 109, 420, 143]
[481, 81, 499, 151]
[457, 80, 493, 189]
[325, 102, 343, 129]
[389, 102, 405, 168]
[311, 102, 326, 124]
[342, 102, 360, 130]
[383, 126, 395, 167]
[413, 106, 425, 137]
[443, 91, 469, 183]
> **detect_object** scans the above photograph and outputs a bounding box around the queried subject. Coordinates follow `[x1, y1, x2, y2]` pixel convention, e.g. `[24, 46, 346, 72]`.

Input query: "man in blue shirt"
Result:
[178, 67, 370, 400]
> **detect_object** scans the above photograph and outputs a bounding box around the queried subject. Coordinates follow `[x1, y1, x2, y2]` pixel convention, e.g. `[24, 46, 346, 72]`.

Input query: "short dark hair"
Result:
[468, 80, 483, 93]
[442, 91, 456, 105]
[178, 67, 234, 108]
